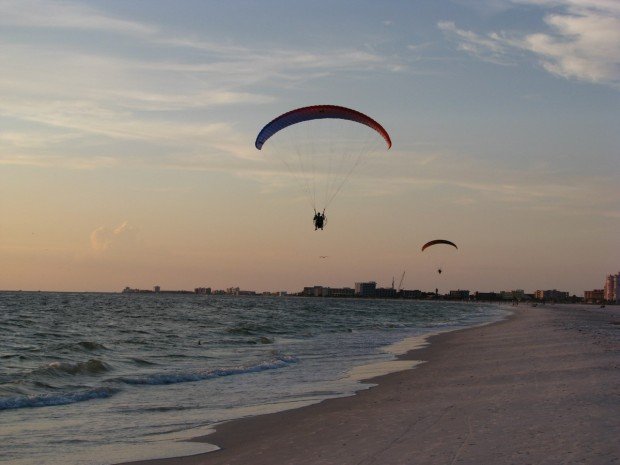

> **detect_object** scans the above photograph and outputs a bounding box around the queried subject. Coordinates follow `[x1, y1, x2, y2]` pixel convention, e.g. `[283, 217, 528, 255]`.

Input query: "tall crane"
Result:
[397, 271, 406, 292]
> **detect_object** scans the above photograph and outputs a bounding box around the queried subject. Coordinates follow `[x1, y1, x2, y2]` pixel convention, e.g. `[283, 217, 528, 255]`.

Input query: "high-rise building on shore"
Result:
[604, 272, 620, 303]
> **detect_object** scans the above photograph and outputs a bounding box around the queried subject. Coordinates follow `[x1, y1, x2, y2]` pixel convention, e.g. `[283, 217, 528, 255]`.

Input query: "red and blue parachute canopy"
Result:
[421, 240, 458, 252]
[255, 105, 392, 150]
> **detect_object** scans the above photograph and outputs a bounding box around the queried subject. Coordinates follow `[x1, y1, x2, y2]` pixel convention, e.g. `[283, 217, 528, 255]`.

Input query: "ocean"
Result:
[0, 292, 507, 465]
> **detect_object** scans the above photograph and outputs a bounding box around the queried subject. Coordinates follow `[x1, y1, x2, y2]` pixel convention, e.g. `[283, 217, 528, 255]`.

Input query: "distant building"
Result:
[122, 286, 153, 294]
[569, 294, 583, 303]
[499, 289, 525, 301]
[604, 272, 620, 303]
[535, 289, 569, 302]
[449, 290, 470, 300]
[473, 291, 499, 301]
[584, 289, 604, 304]
[238, 290, 257, 296]
[329, 287, 355, 298]
[375, 287, 397, 299]
[355, 281, 376, 298]
[300, 286, 325, 297]
[224, 287, 256, 296]
[299, 286, 328, 297]
[299, 286, 354, 298]
[122, 285, 192, 294]
[400, 289, 423, 299]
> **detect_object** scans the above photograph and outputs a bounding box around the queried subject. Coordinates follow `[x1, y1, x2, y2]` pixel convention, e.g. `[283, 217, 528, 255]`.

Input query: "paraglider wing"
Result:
[255, 105, 392, 150]
[421, 239, 458, 252]
[254, 105, 391, 217]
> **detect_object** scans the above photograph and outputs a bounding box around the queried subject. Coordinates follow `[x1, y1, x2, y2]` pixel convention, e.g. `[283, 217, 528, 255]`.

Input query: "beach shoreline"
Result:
[118, 304, 619, 465]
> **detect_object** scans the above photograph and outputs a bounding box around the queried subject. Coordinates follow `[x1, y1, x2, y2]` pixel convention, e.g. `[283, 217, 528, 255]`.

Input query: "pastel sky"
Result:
[0, 0, 618, 294]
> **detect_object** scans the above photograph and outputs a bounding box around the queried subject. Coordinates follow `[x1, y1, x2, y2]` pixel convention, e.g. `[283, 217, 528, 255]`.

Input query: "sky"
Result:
[0, 0, 618, 294]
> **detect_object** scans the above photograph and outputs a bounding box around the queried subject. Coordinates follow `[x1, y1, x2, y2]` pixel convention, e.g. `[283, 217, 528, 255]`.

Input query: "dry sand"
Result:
[120, 305, 619, 465]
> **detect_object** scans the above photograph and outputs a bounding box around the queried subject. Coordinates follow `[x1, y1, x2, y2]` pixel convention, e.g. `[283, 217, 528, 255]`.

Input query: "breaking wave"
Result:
[0, 387, 117, 410]
[119, 356, 298, 386]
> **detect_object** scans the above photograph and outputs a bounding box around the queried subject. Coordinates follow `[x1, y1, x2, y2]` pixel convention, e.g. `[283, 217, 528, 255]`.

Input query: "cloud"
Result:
[341, 147, 620, 221]
[0, 1, 403, 169]
[0, 153, 118, 169]
[438, 21, 514, 65]
[406, 42, 433, 52]
[0, 130, 80, 148]
[439, 0, 620, 87]
[522, 2, 620, 83]
[0, 1, 396, 73]
[90, 221, 139, 254]
[0, 0, 156, 35]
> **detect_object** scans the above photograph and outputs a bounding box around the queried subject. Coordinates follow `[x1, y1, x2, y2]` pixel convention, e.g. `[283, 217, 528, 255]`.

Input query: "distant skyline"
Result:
[1, 0, 618, 294]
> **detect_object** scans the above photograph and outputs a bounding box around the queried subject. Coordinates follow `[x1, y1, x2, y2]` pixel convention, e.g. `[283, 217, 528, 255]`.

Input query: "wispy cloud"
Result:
[90, 221, 139, 254]
[438, 21, 514, 65]
[439, 0, 620, 87]
[521, 0, 620, 84]
[348, 148, 620, 220]
[0, 1, 402, 169]
[0, 0, 156, 34]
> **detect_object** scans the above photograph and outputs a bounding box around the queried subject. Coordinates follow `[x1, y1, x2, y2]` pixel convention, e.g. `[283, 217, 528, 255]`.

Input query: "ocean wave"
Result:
[52, 341, 108, 352]
[119, 356, 298, 386]
[34, 359, 110, 376]
[243, 336, 274, 345]
[226, 326, 257, 335]
[129, 357, 157, 366]
[0, 387, 117, 410]
[76, 341, 107, 351]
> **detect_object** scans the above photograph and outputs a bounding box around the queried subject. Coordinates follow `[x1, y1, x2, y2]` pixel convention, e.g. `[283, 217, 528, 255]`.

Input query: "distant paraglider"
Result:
[422, 240, 458, 275]
[255, 105, 391, 230]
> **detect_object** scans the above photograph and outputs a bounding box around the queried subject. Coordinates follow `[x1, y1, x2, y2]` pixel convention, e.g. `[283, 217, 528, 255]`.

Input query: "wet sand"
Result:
[120, 305, 620, 465]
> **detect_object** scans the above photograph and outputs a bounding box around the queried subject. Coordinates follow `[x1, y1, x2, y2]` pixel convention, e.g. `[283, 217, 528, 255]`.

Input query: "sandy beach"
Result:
[120, 305, 620, 465]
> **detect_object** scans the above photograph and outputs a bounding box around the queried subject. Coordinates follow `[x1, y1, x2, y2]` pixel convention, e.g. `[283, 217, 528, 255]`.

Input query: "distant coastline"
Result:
[117, 284, 616, 305]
